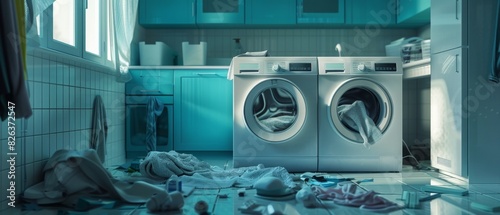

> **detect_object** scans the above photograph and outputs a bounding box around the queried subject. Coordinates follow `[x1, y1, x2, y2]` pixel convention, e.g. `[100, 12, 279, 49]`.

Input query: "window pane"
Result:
[53, 0, 75, 46]
[85, 0, 100, 55]
[106, 0, 113, 61]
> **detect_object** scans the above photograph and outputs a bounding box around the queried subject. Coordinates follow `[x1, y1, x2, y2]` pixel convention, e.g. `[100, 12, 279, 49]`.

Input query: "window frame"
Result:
[42, 0, 115, 70]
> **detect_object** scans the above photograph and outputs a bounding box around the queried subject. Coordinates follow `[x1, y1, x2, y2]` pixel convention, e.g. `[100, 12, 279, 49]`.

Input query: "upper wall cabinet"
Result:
[196, 0, 244, 25]
[397, 0, 430, 26]
[297, 0, 345, 24]
[245, 0, 296, 25]
[139, 0, 196, 27]
[345, 0, 397, 26]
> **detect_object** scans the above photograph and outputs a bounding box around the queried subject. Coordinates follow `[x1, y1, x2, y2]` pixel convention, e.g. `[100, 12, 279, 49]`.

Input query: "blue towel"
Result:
[90, 95, 108, 163]
[491, 0, 500, 83]
[146, 97, 164, 152]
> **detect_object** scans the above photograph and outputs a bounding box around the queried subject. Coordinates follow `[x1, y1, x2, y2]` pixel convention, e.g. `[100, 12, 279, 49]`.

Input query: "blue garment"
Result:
[0, 0, 32, 121]
[90, 95, 108, 163]
[491, 0, 500, 83]
[146, 97, 164, 152]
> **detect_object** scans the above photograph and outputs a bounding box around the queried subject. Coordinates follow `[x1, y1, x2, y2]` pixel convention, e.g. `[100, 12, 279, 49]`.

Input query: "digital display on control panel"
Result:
[374, 63, 397, 71]
[289, 63, 312, 71]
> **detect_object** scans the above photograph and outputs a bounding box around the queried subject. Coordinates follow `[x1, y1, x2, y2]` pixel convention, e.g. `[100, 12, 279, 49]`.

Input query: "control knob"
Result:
[357, 64, 366, 71]
[272, 64, 283, 72]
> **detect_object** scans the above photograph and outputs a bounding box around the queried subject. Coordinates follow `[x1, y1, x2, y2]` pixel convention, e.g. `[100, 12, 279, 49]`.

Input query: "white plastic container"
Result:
[182, 42, 207, 66]
[139, 41, 175, 66]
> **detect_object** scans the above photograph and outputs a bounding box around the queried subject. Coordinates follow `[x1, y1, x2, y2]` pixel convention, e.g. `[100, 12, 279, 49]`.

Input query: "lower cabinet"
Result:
[173, 69, 233, 151]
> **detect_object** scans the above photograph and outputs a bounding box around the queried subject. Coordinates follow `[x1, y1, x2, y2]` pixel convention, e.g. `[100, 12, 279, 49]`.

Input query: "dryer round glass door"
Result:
[329, 78, 392, 144]
[244, 79, 306, 143]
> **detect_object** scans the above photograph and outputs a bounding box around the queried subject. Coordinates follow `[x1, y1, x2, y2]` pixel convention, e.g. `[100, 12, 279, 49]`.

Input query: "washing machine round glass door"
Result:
[329, 78, 392, 144]
[244, 79, 306, 143]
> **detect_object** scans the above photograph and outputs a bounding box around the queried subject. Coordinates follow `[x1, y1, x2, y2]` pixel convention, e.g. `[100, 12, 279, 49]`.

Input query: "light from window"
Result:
[106, 0, 113, 61]
[85, 0, 100, 55]
[53, 0, 76, 46]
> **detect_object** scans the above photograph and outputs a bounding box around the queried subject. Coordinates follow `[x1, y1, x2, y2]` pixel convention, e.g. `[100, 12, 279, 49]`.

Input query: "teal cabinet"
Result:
[346, 0, 396, 26]
[246, 0, 296, 25]
[397, 0, 430, 25]
[297, 0, 345, 24]
[174, 70, 233, 151]
[139, 0, 196, 27]
[196, 0, 244, 25]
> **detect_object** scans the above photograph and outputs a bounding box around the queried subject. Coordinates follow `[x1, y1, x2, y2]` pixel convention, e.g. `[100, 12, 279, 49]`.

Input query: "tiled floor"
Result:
[9, 152, 500, 214]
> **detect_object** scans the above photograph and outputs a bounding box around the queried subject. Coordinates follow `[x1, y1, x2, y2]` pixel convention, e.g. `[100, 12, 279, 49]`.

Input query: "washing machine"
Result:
[317, 57, 402, 172]
[233, 57, 318, 172]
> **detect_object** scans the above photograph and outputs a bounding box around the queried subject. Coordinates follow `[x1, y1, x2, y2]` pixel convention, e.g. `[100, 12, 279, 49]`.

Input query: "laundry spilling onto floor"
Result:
[338, 100, 383, 147]
[139, 150, 295, 189]
[22, 149, 166, 208]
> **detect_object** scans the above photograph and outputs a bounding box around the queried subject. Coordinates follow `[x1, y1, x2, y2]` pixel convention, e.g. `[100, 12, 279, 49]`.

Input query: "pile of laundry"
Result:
[237, 175, 403, 214]
[139, 150, 295, 189]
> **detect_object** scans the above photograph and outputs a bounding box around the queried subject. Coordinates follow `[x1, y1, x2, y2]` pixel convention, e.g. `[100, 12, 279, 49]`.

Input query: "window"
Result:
[47, 0, 82, 56]
[44, 0, 114, 67]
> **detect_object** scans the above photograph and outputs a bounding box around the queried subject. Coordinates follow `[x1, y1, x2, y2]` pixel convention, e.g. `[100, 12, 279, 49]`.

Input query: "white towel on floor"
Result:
[338, 100, 382, 148]
[139, 151, 212, 180]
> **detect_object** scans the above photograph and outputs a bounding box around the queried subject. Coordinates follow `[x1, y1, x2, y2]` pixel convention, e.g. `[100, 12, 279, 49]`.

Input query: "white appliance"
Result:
[431, 0, 500, 183]
[232, 57, 318, 172]
[317, 57, 402, 172]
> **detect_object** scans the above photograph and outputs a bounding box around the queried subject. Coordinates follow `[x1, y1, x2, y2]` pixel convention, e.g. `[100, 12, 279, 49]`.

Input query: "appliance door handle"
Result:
[197, 73, 223, 77]
[192, 2, 195, 17]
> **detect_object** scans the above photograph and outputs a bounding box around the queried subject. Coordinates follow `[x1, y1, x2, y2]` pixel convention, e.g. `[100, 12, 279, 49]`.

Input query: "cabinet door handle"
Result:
[455, 54, 460, 73]
[192, 2, 195, 17]
[140, 90, 161, 93]
[197, 73, 222, 77]
[456, 0, 459, 20]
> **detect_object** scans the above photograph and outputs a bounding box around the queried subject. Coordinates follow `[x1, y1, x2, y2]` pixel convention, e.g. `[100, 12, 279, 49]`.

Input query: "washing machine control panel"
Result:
[269, 62, 313, 72]
[353, 62, 398, 72]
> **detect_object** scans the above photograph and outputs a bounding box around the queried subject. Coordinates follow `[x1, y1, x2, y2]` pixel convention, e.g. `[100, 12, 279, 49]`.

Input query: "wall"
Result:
[0, 48, 126, 211]
[139, 28, 418, 65]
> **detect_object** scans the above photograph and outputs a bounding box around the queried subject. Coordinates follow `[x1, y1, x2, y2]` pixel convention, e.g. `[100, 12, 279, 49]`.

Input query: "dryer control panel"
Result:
[318, 57, 402, 75]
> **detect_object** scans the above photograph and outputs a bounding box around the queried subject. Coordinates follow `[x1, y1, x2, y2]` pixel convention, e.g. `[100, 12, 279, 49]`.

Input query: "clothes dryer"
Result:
[317, 57, 402, 172]
[233, 57, 318, 172]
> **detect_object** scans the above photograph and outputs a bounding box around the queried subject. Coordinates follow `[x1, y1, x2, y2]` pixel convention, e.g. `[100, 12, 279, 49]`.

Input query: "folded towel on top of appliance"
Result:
[338, 100, 382, 148]
[227, 50, 269, 80]
[139, 150, 212, 180]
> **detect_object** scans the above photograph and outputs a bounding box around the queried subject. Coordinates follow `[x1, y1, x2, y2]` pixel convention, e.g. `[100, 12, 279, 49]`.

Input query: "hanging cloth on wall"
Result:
[491, 0, 500, 83]
[90, 95, 108, 163]
[0, 0, 32, 121]
[146, 96, 164, 152]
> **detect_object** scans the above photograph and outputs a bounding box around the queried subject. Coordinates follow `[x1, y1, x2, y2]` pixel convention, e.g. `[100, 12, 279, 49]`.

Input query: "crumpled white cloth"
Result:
[139, 151, 211, 180]
[338, 100, 382, 148]
[139, 151, 295, 189]
[179, 164, 295, 189]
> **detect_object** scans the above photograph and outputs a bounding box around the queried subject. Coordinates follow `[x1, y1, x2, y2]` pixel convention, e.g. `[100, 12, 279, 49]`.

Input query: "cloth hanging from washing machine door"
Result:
[338, 100, 382, 148]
